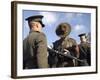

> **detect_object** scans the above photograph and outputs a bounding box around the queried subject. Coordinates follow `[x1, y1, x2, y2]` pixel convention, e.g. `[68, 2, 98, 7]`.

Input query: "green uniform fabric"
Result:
[78, 42, 91, 66]
[48, 37, 77, 67]
[23, 30, 48, 69]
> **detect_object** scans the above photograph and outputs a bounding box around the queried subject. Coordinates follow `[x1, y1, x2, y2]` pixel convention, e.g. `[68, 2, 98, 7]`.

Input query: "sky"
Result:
[23, 10, 91, 45]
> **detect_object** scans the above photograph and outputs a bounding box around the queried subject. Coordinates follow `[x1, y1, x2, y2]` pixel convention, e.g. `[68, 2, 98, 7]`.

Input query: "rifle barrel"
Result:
[48, 47, 84, 63]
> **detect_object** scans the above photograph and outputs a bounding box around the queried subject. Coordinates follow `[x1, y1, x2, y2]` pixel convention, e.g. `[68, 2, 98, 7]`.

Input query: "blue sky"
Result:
[23, 10, 91, 45]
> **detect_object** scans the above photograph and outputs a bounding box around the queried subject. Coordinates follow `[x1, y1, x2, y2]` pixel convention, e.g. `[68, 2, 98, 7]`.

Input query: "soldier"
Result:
[78, 33, 91, 66]
[48, 23, 79, 67]
[23, 15, 49, 69]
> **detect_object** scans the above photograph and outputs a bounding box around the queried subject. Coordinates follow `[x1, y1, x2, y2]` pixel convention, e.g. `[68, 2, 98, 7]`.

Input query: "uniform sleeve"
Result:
[72, 38, 80, 58]
[69, 38, 80, 58]
[70, 38, 77, 47]
[35, 33, 49, 68]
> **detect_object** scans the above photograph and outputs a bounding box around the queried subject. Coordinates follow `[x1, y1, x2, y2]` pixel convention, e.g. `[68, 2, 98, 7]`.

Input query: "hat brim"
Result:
[38, 21, 45, 27]
[56, 23, 71, 37]
[41, 23, 45, 27]
[25, 15, 45, 27]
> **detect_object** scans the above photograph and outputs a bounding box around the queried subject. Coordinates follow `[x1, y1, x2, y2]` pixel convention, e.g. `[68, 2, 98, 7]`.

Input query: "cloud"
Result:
[73, 24, 86, 34]
[65, 13, 75, 21]
[24, 21, 29, 29]
[65, 13, 84, 22]
[39, 12, 57, 25]
[76, 13, 83, 17]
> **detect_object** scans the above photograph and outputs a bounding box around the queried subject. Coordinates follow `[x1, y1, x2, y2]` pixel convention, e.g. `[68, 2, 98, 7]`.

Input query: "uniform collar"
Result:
[60, 36, 69, 41]
[29, 30, 40, 33]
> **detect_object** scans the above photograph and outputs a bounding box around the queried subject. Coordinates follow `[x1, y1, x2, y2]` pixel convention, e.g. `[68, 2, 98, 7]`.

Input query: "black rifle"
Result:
[48, 47, 84, 63]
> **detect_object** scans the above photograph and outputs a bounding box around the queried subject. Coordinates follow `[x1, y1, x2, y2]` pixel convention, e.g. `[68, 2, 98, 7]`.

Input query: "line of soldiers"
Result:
[23, 15, 91, 69]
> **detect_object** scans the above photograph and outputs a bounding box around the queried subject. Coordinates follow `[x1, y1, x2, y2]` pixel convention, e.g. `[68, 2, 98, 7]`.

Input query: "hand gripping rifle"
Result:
[48, 46, 84, 63]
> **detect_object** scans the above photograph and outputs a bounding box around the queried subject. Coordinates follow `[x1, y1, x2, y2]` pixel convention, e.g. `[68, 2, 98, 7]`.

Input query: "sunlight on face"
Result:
[80, 36, 87, 43]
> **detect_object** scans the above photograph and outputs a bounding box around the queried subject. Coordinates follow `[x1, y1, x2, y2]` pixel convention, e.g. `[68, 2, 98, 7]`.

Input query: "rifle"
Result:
[48, 47, 84, 63]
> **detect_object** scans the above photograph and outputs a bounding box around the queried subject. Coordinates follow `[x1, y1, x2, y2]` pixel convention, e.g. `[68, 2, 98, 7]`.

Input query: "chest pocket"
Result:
[63, 40, 73, 48]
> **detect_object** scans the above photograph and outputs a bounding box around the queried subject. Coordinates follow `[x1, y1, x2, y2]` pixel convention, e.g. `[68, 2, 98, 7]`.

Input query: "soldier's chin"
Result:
[59, 35, 66, 38]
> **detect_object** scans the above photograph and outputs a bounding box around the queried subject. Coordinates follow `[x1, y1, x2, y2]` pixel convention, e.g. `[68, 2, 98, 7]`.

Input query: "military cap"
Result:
[55, 23, 71, 37]
[78, 33, 86, 37]
[25, 15, 45, 27]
